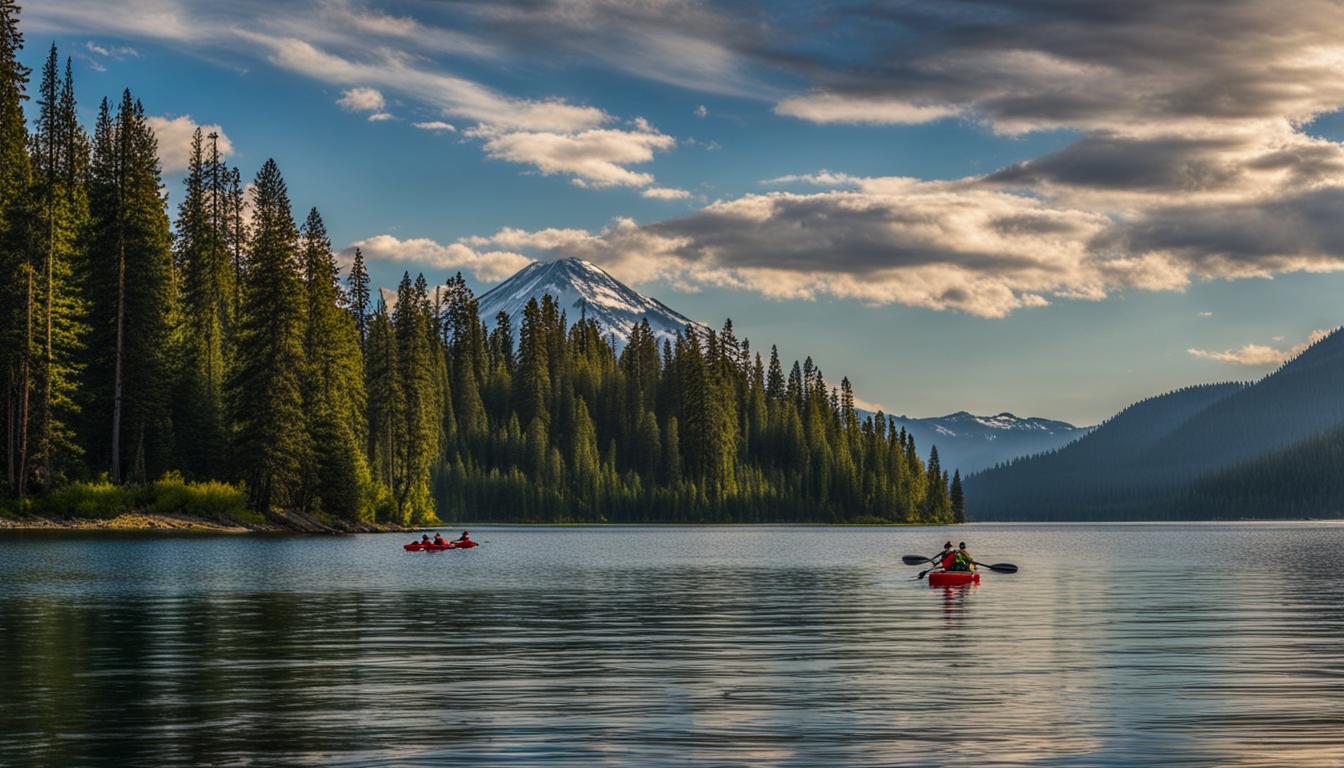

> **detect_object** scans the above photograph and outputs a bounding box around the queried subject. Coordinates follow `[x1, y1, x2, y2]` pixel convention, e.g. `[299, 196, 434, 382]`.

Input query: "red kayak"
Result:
[404, 540, 479, 552]
[928, 570, 979, 587]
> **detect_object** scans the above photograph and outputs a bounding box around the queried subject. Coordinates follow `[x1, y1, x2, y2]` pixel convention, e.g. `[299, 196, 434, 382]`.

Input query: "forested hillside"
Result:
[0, 10, 956, 525]
[1172, 423, 1344, 519]
[968, 329, 1344, 520]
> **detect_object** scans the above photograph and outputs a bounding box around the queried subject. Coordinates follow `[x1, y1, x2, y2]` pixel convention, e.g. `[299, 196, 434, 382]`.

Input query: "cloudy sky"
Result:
[25, 0, 1344, 423]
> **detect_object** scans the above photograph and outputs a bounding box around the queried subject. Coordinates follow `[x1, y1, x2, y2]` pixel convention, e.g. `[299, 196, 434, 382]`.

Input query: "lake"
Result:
[3, 523, 1343, 766]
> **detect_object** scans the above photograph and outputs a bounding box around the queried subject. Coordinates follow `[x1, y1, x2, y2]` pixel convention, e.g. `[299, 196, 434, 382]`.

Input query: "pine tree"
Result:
[174, 127, 229, 476]
[228, 159, 305, 511]
[225, 165, 245, 319]
[950, 469, 965, 523]
[25, 47, 87, 490]
[347, 246, 369, 349]
[389, 272, 439, 522]
[364, 299, 401, 502]
[298, 207, 371, 520]
[766, 345, 784, 400]
[87, 91, 173, 482]
[0, 0, 28, 494]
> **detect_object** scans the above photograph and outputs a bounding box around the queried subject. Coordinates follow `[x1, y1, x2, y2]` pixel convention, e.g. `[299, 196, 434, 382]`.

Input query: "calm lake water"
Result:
[3, 524, 1344, 766]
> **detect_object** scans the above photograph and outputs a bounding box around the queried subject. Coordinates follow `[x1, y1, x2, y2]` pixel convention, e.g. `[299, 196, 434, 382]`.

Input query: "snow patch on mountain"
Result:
[477, 258, 703, 350]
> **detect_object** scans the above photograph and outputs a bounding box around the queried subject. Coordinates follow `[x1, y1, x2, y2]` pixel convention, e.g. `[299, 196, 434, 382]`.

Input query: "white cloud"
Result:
[642, 186, 691, 200]
[762, 170, 862, 188]
[239, 32, 682, 191]
[463, 226, 597, 251]
[1188, 329, 1333, 366]
[36, 5, 686, 196]
[145, 115, 234, 173]
[337, 86, 385, 112]
[694, 104, 708, 118]
[243, 32, 607, 133]
[851, 395, 887, 413]
[471, 123, 675, 188]
[367, 112, 395, 122]
[85, 40, 137, 58]
[348, 234, 534, 283]
[1198, 311, 1215, 317]
[413, 120, 456, 132]
[776, 93, 960, 125]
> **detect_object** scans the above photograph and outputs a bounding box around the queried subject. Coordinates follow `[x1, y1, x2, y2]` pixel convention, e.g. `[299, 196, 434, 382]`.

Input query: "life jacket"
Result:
[941, 552, 957, 569]
[954, 550, 973, 568]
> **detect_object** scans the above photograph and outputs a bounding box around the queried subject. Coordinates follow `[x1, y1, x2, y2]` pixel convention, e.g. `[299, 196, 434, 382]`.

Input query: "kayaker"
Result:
[454, 530, 471, 543]
[432, 532, 446, 546]
[933, 541, 954, 569]
[419, 534, 431, 545]
[951, 542, 975, 571]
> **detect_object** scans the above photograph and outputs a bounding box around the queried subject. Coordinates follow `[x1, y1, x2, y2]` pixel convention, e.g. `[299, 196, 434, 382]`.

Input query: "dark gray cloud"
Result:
[986, 135, 1243, 193]
[775, 0, 1344, 131]
[646, 194, 1073, 274]
[1095, 187, 1344, 269]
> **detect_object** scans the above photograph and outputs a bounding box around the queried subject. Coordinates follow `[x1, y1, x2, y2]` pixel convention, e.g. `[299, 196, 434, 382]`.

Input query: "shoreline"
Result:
[0, 511, 417, 534]
[3, 516, 1338, 533]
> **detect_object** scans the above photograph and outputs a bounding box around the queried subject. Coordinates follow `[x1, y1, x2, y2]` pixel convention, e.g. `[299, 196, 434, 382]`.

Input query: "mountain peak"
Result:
[476, 258, 703, 350]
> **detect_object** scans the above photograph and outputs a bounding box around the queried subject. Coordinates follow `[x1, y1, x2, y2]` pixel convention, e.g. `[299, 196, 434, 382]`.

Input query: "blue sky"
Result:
[23, 1, 1344, 424]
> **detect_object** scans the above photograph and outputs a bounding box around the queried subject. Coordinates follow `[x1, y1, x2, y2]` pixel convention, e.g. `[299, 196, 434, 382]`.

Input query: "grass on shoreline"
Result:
[1, 473, 263, 527]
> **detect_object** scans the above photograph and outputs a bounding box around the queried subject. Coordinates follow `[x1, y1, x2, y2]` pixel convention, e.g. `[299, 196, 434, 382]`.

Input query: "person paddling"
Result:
[432, 532, 446, 546]
[454, 530, 471, 543]
[949, 542, 975, 571]
[419, 534, 431, 545]
[933, 541, 954, 570]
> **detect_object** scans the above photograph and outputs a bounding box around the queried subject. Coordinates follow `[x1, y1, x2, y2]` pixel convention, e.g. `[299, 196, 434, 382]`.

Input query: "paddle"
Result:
[902, 555, 934, 566]
[915, 562, 1017, 579]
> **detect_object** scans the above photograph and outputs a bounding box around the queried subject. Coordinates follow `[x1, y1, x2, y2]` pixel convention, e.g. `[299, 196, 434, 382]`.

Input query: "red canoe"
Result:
[403, 540, 479, 552]
[928, 570, 979, 587]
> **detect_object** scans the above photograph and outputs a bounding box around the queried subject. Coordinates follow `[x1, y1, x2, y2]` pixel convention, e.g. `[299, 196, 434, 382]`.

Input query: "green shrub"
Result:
[35, 481, 138, 519]
[149, 473, 257, 524]
[20, 473, 257, 524]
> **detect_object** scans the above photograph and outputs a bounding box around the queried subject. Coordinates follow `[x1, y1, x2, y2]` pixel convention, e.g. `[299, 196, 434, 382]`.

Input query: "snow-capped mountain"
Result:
[862, 410, 1091, 475]
[476, 258, 703, 349]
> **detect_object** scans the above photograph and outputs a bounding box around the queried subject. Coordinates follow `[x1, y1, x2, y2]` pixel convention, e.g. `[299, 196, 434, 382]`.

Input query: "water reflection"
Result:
[2, 524, 1344, 765]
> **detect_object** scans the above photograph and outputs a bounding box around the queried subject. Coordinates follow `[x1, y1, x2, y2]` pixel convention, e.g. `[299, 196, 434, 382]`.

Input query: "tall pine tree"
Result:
[86, 91, 173, 482]
[228, 159, 305, 511]
[0, 0, 27, 495]
[298, 207, 371, 520]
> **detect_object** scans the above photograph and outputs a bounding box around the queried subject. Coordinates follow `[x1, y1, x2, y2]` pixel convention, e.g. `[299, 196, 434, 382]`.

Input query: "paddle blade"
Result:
[981, 562, 1018, 574]
[902, 555, 932, 566]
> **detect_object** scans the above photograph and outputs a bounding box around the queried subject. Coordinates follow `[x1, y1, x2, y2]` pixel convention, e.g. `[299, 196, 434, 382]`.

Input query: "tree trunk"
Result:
[39, 187, 53, 489]
[17, 266, 32, 499]
[5, 367, 13, 488]
[111, 231, 125, 482]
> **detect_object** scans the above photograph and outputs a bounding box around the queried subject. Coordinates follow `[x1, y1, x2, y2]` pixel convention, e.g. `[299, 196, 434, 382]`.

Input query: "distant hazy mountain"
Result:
[476, 258, 702, 350]
[967, 326, 1344, 520]
[865, 411, 1090, 475]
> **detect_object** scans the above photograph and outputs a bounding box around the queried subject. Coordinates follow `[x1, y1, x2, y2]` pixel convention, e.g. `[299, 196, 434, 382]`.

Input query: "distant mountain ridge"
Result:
[476, 258, 703, 350]
[967, 327, 1344, 520]
[861, 410, 1091, 475]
